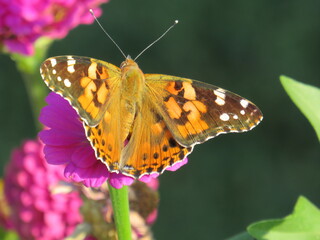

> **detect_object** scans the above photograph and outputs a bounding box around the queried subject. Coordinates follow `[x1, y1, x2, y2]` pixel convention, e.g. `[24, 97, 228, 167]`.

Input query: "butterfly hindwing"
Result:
[40, 56, 121, 126]
[145, 74, 263, 147]
[83, 95, 123, 173]
[120, 93, 192, 177]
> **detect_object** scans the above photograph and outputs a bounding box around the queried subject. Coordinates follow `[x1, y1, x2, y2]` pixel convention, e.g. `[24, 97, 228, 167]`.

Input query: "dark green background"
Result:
[1, 0, 320, 239]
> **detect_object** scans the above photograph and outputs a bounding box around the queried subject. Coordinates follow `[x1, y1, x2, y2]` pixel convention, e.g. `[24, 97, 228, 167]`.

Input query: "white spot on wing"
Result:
[50, 58, 57, 67]
[240, 110, 245, 115]
[64, 79, 71, 87]
[67, 59, 76, 65]
[220, 113, 230, 121]
[214, 89, 226, 99]
[52, 69, 56, 74]
[215, 98, 225, 106]
[240, 99, 249, 108]
[233, 114, 239, 119]
[67, 65, 75, 73]
[57, 76, 62, 81]
[67, 58, 76, 73]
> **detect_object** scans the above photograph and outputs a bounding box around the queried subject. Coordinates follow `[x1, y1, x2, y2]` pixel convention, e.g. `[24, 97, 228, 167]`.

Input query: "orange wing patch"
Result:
[165, 97, 182, 119]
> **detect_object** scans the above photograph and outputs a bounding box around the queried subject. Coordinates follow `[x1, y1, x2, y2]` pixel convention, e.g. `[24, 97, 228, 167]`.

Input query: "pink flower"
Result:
[3, 139, 84, 240]
[39, 93, 188, 188]
[0, 0, 108, 55]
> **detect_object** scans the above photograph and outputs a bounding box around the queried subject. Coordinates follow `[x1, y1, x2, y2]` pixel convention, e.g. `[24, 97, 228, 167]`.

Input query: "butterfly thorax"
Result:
[120, 58, 145, 100]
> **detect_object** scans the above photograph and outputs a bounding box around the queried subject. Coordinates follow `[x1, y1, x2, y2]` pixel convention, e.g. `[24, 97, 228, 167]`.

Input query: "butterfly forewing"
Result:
[145, 74, 263, 147]
[40, 56, 121, 126]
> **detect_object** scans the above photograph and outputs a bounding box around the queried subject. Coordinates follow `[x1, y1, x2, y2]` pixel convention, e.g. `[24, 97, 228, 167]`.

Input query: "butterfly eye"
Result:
[120, 61, 127, 69]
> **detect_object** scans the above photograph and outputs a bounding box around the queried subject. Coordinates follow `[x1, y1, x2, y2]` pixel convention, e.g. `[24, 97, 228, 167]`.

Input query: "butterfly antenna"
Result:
[89, 9, 127, 59]
[134, 20, 179, 61]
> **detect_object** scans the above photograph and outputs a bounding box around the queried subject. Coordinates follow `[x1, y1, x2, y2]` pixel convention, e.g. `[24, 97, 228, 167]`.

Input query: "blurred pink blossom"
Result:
[0, 0, 108, 55]
[3, 139, 85, 240]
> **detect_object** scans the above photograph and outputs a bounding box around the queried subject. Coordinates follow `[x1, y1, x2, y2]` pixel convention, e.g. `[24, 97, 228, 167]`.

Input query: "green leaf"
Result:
[0, 228, 19, 240]
[226, 232, 255, 240]
[280, 75, 320, 142]
[248, 196, 320, 240]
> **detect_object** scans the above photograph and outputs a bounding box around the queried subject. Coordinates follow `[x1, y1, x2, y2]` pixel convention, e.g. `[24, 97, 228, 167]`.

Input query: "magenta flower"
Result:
[39, 92, 188, 188]
[3, 139, 84, 240]
[0, 0, 108, 55]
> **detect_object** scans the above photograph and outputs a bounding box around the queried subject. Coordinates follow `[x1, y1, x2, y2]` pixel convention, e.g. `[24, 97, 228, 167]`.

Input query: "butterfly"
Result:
[40, 55, 263, 178]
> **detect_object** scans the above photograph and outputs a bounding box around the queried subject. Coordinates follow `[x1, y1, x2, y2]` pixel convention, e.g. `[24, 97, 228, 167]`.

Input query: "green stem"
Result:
[19, 64, 49, 131]
[11, 37, 53, 131]
[108, 183, 132, 240]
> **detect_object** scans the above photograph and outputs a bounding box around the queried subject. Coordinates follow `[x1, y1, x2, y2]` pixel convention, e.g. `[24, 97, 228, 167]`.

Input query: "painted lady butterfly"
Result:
[40, 55, 262, 178]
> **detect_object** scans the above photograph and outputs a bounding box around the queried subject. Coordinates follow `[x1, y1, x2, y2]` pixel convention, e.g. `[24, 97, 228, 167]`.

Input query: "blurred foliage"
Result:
[248, 196, 320, 240]
[281, 76, 320, 141]
[0, 228, 19, 240]
[0, 0, 320, 239]
[226, 232, 254, 240]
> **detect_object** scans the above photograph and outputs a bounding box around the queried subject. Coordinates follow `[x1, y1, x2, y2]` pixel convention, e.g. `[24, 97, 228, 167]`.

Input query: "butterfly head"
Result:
[120, 56, 145, 92]
[120, 55, 137, 68]
[120, 56, 142, 76]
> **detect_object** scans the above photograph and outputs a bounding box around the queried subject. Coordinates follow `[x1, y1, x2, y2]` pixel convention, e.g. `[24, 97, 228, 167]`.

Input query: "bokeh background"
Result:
[1, 0, 320, 239]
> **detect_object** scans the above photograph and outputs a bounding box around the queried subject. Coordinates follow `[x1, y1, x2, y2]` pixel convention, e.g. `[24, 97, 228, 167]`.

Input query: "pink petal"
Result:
[166, 158, 188, 171]
[64, 161, 109, 188]
[42, 145, 74, 165]
[4, 39, 34, 55]
[139, 173, 159, 183]
[108, 173, 135, 189]
[71, 145, 96, 168]
[39, 105, 82, 132]
[39, 128, 84, 145]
